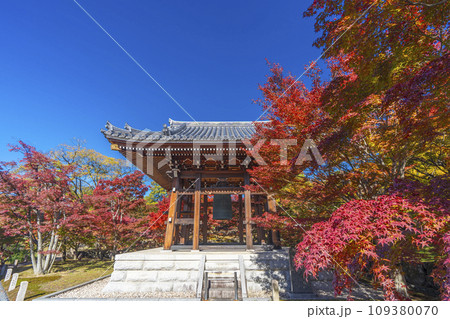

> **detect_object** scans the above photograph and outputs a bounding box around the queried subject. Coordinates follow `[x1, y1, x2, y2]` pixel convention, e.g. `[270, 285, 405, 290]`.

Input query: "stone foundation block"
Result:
[126, 271, 158, 282]
[157, 270, 197, 282]
[143, 261, 174, 270]
[114, 261, 143, 271]
[111, 271, 127, 282]
[173, 261, 200, 270]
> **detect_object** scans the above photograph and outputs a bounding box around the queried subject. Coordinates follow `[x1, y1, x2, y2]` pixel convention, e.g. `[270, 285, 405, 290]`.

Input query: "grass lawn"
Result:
[1, 260, 113, 300]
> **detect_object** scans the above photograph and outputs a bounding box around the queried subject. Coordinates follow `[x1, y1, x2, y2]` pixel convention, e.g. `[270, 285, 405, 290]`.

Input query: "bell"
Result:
[212, 194, 233, 220]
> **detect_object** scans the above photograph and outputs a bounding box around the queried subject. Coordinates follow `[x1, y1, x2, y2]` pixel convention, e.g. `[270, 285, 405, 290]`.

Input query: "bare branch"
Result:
[404, 0, 448, 7]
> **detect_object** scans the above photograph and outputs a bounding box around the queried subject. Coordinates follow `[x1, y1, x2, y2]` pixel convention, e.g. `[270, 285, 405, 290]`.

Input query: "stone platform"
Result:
[103, 246, 294, 299]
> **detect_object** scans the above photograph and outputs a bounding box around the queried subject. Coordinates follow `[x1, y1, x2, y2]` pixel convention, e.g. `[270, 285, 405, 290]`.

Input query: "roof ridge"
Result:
[170, 119, 256, 123]
[102, 120, 261, 142]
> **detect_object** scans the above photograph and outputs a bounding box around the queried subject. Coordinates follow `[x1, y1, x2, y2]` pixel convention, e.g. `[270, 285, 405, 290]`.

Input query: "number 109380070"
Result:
[368, 305, 438, 316]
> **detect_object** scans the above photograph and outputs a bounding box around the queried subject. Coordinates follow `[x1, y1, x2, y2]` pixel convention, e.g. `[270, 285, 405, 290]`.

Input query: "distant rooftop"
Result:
[102, 119, 264, 142]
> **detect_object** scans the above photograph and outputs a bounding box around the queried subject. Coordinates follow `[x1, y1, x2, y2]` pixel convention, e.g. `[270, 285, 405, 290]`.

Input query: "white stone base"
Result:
[103, 247, 292, 297]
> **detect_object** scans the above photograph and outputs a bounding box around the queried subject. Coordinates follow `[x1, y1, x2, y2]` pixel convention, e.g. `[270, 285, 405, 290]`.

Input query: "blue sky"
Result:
[0, 0, 328, 162]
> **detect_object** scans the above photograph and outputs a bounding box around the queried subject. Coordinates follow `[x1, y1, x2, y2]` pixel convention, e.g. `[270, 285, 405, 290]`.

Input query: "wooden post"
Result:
[238, 195, 244, 244]
[268, 196, 281, 249]
[163, 190, 179, 250]
[244, 189, 253, 250]
[192, 177, 201, 250]
[202, 195, 208, 244]
[174, 195, 183, 245]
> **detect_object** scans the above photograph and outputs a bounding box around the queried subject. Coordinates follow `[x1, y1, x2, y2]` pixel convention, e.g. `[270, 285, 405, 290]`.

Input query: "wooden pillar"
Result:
[192, 177, 201, 250]
[256, 200, 264, 244]
[173, 196, 183, 245]
[238, 194, 244, 244]
[244, 190, 253, 250]
[163, 190, 179, 250]
[202, 195, 208, 244]
[268, 196, 281, 249]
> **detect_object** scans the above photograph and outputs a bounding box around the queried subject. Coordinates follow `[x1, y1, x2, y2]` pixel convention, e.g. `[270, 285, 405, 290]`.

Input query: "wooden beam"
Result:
[163, 190, 178, 250]
[192, 177, 201, 250]
[180, 171, 246, 178]
[174, 218, 196, 225]
[178, 189, 267, 195]
[244, 189, 253, 250]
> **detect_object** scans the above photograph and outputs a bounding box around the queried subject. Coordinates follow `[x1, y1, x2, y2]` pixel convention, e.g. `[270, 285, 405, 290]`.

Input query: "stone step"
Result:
[204, 262, 239, 271]
[208, 287, 240, 300]
[209, 279, 239, 289]
[210, 282, 236, 289]
[206, 271, 237, 278]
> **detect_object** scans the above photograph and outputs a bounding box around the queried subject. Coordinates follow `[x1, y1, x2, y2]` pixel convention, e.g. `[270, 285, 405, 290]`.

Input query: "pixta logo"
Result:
[122, 137, 324, 172]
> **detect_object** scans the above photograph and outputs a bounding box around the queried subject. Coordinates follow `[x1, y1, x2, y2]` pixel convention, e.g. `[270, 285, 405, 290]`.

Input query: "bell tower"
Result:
[102, 119, 279, 251]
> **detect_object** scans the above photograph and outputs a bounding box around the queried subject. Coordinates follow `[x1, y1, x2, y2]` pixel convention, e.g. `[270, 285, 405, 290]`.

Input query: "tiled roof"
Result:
[101, 119, 261, 142]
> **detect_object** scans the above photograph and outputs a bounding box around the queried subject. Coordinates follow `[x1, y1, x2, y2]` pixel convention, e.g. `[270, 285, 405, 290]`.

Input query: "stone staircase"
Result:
[203, 273, 241, 300]
[202, 257, 242, 300]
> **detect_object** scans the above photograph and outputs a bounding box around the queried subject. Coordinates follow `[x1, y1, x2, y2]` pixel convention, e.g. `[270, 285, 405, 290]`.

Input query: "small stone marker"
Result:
[4, 268, 12, 281]
[13, 259, 18, 267]
[8, 273, 19, 291]
[0, 264, 6, 277]
[16, 281, 28, 301]
[272, 279, 280, 301]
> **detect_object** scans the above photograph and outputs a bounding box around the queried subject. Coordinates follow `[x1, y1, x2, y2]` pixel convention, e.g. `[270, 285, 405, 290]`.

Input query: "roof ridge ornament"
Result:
[162, 124, 169, 136]
[105, 121, 113, 131]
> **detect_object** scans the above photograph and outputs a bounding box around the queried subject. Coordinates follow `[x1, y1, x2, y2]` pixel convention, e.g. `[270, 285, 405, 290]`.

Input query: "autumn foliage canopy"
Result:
[250, 0, 449, 300]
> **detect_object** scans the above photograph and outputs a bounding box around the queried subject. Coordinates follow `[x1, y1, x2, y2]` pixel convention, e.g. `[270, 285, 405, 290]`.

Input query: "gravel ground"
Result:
[50, 277, 383, 300]
[51, 278, 271, 300]
[51, 278, 196, 299]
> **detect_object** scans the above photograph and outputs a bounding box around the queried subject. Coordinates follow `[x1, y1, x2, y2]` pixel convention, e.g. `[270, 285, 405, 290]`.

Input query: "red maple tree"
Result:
[0, 142, 81, 274]
[87, 171, 149, 259]
[249, 0, 449, 300]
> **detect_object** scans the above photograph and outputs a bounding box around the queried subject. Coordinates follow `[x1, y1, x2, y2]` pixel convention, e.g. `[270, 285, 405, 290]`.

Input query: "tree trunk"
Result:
[73, 246, 79, 261]
[392, 266, 409, 299]
[29, 230, 37, 274]
[42, 231, 59, 273]
[35, 222, 43, 275]
[62, 238, 66, 262]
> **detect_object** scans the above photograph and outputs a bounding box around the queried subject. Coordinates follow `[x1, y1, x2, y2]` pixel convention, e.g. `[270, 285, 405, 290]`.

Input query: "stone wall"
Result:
[102, 248, 293, 298]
